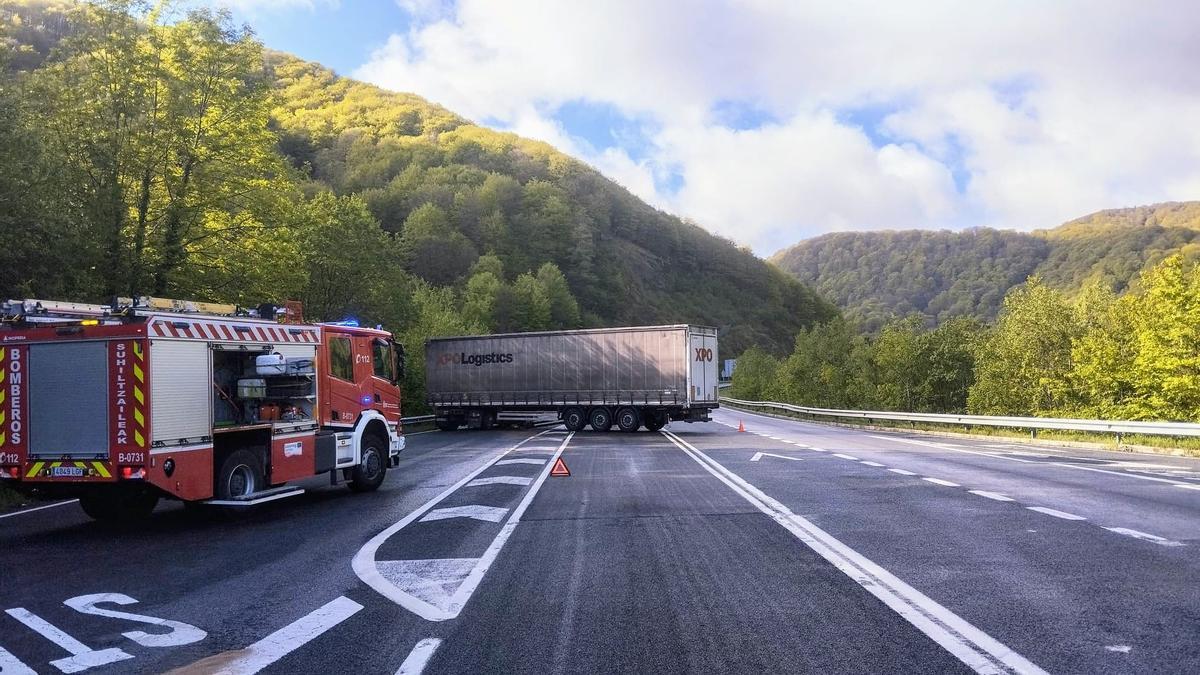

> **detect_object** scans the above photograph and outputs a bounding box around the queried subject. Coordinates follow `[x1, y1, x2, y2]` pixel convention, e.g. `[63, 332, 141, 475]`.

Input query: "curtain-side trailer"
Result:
[425, 325, 718, 432]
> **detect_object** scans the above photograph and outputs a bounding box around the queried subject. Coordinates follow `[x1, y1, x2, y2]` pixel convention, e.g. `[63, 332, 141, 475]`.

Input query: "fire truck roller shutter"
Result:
[150, 340, 212, 445]
[28, 342, 109, 457]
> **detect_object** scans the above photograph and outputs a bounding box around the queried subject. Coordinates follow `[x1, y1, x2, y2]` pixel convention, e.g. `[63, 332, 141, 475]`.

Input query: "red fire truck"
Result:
[0, 297, 406, 521]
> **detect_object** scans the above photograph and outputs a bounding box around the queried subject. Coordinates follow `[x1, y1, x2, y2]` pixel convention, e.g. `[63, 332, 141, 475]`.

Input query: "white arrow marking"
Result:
[375, 559, 479, 615]
[467, 476, 533, 487]
[419, 505, 509, 523]
[750, 452, 804, 462]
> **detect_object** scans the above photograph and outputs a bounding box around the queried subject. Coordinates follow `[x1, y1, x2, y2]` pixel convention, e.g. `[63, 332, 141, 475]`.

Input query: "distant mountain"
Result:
[770, 202, 1200, 331]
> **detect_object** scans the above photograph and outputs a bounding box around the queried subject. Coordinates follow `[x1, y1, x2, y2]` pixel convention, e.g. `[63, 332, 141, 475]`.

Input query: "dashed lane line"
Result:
[871, 435, 1200, 489]
[832, 453, 859, 461]
[661, 429, 1047, 675]
[208, 596, 363, 675]
[968, 490, 1015, 502]
[395, 638, 443, 675]
[923, 478, 961, 487]
[1026, 507, 1087, 521]
[888, 468, 918, 476]
[860, 461, 885, 467]
[1102, 527, 1184, 547]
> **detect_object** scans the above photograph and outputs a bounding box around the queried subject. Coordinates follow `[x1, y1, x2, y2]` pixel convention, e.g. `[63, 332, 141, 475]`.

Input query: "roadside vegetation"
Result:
[732, 254, 1200, 428]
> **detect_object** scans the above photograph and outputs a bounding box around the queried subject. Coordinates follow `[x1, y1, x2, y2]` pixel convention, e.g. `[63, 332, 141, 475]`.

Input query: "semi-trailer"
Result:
[425, 325, 718, 432]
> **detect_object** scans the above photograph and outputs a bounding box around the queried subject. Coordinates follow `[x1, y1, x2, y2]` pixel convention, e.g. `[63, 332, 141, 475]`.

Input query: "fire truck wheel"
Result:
[79, 490, 159, 522]
[616, 407, 641, 432]
[642, 411, 666, 432]
[562, 407, 587, 431]
[350, 435, 388, 493]
[216, 449, 264, 500]
[588, 407, 613, 432]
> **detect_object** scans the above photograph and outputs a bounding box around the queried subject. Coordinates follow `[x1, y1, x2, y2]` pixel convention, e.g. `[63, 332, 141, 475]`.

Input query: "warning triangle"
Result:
[549, 457, 571, 477]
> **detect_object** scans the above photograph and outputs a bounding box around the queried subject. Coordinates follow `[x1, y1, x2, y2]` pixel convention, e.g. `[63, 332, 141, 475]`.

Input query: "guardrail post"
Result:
[1030, 428, 1038, 440]
[1116, 432, 1123, 447]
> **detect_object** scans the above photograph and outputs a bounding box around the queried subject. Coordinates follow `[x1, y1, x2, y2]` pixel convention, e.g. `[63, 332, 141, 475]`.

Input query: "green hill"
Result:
[0, 0, 835, 354]
[770, 203, 1200, 331]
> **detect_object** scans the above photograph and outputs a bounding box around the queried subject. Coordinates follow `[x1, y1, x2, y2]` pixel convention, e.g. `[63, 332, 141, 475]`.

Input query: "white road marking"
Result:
[1105, 645, 1132, 653]
[64, 593, 207, 647]
[496, 458, 546, 466]
[968, 491, 1014, 502]
[873, 434, 1200, 488]
[660, 430, 1047, 675]
[419, 505, 509, 523]
[396, 638, 443, 675]
[0, 499, 79, 520]
[1103, 527, 1184, 547]
[5, 607, 134, 673]
[1176, 484, 1200, 491]
[354, 430, 574, 621]
[0, 647, 36, 675]
[832, 453, 859, 460]
[860, 461, 885, 467]
[210, 596, 363, 675]
[466, 476, 534, 487]
[750, 452, 804, 462]
[1027, 507, 1086, 521]
[923, 478, 961, 487]
[888, 468, 918, 476]
[375, 559, 479, 613]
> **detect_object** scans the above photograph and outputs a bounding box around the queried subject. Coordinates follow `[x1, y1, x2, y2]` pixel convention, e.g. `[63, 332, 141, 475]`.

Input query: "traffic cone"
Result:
[738, 420, 746, 432]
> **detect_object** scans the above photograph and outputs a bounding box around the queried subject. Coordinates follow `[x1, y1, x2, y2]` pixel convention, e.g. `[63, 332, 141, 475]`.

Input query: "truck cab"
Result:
[318, 323, 404, 430]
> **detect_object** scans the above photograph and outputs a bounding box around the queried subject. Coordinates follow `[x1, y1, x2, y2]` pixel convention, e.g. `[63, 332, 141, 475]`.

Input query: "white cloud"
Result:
[353, 0, 1200, 254]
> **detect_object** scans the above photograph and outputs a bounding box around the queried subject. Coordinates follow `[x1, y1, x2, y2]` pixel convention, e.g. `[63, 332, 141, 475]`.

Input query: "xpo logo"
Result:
[694, 347, 714, 362]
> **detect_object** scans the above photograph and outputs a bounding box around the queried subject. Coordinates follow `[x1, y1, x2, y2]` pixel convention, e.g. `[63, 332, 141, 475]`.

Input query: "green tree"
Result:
[535, 262, 580, 329]
[1126, 256, 1200, 420]
[462, 271, 501, 330]
[873, 316, 926, 411]
[775, 319, 875, 408]
[968, 278, 1077, 415]
[728, 346, 781, 401]
[399, 202, 478, 285]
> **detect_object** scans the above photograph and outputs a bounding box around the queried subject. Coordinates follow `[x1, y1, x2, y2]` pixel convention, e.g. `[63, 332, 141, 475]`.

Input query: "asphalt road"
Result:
[2, 410, 1197, 674]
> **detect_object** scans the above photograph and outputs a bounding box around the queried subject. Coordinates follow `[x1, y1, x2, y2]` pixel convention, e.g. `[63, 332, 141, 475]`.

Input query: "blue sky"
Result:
[223, 1, 1200, 255]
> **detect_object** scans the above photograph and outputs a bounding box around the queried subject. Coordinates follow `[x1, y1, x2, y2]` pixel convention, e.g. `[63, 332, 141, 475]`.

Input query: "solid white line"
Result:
[1026, 506, 1086, 521]
[833, 453, 859, 460]
[860, 461, 885, 467]
[353, 429, 560, 619]
[441, 432, 575, 619]
[1174, 484, 1200, 491]
[1103, 527, 1185, 547]
[968, 490, 1014, 502]
[212, 596, 363, 675]
[660, 430, 1046, 675]
[395, 638, 443, 675]
[0, 499, 79, 520]
[923, 477, 961, 487]
[888, 468, 918, 476]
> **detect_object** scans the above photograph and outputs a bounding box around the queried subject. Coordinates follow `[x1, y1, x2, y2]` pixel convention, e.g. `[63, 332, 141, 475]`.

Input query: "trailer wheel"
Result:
[436, 420, 459, 432]
[216, 449, 264, 500]
[616, 407, 641, 432]
[350, 434, 388, 493]
[79, 490, 159, 522]
[588, 407, 613, 432]
[642, 411, 666, 432]
[562, 407, 587, 431]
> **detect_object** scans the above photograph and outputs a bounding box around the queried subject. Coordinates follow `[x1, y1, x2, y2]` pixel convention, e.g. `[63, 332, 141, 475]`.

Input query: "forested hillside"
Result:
[0, 0, 836, 404]
[771, 202, 1200, 330]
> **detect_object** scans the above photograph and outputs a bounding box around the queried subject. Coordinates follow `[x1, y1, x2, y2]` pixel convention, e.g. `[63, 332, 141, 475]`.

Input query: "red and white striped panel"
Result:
[148, 318, 320, 344]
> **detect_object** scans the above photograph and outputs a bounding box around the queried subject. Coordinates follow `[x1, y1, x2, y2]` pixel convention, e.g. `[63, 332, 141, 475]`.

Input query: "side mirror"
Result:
[394, 343, 406, 384]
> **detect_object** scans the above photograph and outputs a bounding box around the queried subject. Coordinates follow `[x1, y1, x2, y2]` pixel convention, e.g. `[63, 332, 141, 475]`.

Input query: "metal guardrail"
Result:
[401, 415, 435, 425]
[720, 397, 1200, 439]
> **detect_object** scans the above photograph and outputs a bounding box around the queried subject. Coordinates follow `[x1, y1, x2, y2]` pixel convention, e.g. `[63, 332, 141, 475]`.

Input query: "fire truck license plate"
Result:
[51, 466, 85, 477]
